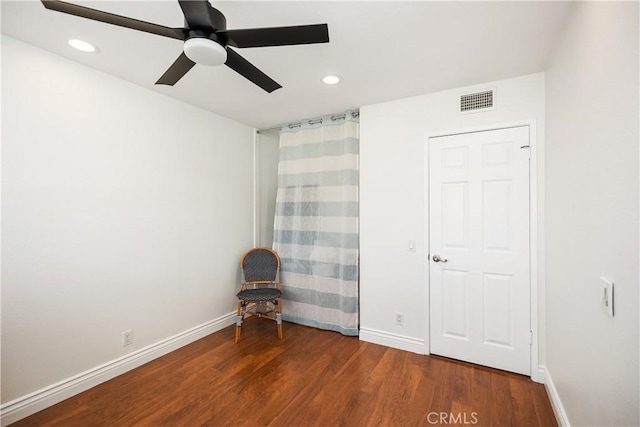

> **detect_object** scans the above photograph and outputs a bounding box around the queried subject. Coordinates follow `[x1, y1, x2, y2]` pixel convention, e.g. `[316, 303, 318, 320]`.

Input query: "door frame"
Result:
[423, 120, 543, 383]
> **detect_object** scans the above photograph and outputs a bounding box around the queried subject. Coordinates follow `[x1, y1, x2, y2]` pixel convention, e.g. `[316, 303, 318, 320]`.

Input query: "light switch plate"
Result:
[600, 277, 614, 317]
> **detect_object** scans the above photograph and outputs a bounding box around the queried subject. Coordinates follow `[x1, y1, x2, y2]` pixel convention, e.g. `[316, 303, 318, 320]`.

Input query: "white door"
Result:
[429, 126, 531, 375]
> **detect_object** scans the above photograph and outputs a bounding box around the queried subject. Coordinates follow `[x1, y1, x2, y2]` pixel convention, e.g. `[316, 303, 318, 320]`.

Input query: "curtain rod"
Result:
[257, 110, 359, 134]
[256, 126, 280, 134]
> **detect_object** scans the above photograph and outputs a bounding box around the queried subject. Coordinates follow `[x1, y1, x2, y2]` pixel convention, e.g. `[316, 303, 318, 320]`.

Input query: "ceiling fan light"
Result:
[183, 38, 227, 66]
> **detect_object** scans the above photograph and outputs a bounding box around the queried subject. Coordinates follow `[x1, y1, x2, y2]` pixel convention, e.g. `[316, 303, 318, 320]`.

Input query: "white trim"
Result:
[427, 121, 535, 139]
[544, 366, 571, 427]
[423, 119, 541, 380]
[0, 312, 236, 427]
[527, 122, 543, 383]
[359, 327, 426, 355]
[423, 139, 431, 355]
[535, 365, 546, 383]
[253, 128, 260, 247]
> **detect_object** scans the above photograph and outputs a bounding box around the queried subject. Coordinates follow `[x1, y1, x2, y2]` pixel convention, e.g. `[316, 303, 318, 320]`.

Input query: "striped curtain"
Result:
[273, 111, 359, 336]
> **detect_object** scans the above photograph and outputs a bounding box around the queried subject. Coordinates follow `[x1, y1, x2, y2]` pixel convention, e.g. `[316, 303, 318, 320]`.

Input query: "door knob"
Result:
[432, 254, 448, 263]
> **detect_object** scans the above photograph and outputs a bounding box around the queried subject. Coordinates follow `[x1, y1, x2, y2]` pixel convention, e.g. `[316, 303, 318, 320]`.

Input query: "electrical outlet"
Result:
[395, 312, 404, 326]
[122, 330, 133, 347]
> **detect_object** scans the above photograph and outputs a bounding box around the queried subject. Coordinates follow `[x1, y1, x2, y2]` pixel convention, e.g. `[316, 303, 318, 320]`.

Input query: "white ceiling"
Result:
[1, 1, 572, 129]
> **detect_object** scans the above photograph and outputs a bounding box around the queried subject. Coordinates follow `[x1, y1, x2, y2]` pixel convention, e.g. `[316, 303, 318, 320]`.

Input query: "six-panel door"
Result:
[429, 126, 531, 375]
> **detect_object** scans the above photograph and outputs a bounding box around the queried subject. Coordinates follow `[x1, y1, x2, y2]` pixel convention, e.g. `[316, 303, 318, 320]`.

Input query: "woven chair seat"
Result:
[237, 287, 282, 302]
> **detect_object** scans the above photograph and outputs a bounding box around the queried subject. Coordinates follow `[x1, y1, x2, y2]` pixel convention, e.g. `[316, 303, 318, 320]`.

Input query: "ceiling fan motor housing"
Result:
[182, 5, 228, 67]
[184, 5, 226, 32]
[187, 29, 227, 46]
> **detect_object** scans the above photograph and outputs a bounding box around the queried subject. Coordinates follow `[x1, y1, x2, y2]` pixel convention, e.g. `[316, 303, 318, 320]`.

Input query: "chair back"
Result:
[241, 247, 280, 284]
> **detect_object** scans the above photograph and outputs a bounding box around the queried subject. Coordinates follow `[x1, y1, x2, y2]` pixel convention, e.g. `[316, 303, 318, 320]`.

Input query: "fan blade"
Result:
[156, 53, 196, 86]
[221, 24, 329, 48]
[41, 1, 185, 40]
[225, 48, 281, 93]
[178, 1, 225, 31]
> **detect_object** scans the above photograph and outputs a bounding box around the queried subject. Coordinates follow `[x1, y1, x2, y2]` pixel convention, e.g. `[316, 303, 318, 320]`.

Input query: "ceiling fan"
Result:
[41, 0, 330, 93]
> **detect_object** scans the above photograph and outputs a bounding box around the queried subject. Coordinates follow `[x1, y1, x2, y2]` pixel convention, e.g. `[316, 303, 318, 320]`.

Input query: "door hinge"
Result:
[530, 331, 533, 345]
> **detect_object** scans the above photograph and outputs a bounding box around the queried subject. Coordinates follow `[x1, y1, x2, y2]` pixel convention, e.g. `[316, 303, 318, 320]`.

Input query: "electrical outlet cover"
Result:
[395, 312, 404, 326]
[122, 330, 133, 346]
[600, 277, 614, 317]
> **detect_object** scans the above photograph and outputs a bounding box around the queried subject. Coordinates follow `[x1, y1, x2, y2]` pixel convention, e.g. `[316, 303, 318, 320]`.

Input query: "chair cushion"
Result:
[237, 288, 282, 302]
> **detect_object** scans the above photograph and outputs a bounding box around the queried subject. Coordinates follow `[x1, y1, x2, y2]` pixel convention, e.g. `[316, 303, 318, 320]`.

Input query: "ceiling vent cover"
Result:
[460, 89, 494, 112]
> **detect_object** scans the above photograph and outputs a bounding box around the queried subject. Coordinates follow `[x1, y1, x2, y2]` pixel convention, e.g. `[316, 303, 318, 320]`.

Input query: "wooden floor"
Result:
[13, 321, 557, 427]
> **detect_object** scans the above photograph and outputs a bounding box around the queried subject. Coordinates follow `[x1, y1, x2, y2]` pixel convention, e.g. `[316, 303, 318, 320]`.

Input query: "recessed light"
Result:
[68, 39, 97, 53]
[322, 75, 342, 85]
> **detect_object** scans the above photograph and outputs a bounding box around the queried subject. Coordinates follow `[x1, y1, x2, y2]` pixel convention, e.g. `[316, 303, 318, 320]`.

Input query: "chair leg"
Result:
[235, 301, 243, 343]
[276, 299, 283, 339]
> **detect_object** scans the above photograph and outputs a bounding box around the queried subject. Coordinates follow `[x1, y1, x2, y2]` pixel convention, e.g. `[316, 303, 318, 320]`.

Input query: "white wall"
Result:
[1, 36, 255, 404]
[545, 2, 639, 426]
[359, 73, 546, 365]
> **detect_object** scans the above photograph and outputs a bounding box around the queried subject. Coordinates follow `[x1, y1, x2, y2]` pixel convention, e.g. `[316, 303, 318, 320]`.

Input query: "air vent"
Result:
[460, 89, 494, 112]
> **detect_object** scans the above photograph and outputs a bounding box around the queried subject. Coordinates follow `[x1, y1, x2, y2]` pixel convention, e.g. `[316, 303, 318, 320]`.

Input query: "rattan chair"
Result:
[235, 247, 283, 343]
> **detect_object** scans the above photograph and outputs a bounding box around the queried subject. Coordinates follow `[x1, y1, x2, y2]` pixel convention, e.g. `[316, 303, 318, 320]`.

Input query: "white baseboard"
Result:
[544, 366, 570, 427]
[360, 329, 548, 387]
[359, 327, 426, 354]
[0, 312, 236, 427]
